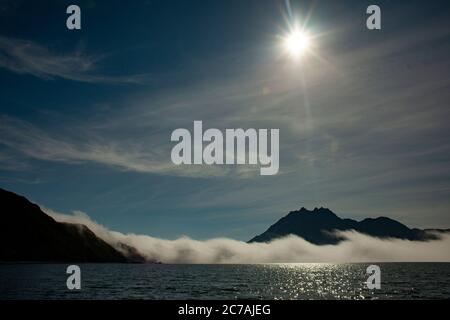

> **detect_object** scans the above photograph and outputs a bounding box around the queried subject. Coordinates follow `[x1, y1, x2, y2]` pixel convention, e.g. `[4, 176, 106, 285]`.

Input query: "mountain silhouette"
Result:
[0, 188, 144, 263]
[1, 188, 446, 261]
[249, 207, 441, 244]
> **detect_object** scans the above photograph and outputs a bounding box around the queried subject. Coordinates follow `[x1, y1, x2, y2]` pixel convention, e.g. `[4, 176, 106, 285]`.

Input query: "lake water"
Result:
[0, 263, 449, 299]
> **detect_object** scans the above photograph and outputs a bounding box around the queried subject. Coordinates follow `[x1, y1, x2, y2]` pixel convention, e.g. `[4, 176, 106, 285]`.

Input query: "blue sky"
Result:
[0, 0, 449, 240]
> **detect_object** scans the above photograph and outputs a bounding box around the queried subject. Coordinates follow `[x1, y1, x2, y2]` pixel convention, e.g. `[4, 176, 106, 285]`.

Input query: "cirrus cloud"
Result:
[0, 35, 148, 84]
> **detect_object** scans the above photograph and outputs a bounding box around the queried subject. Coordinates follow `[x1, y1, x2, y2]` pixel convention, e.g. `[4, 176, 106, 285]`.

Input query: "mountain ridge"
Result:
[249, 207, 442, 244]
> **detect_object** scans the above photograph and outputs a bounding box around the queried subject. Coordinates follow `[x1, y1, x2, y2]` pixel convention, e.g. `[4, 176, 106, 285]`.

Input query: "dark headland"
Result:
[0, 188, 145, 263]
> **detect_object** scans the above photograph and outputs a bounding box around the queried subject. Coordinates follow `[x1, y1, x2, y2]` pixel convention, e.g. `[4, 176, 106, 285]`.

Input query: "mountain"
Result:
[249, 207, 440, 244]
[0, 188, 144, 263]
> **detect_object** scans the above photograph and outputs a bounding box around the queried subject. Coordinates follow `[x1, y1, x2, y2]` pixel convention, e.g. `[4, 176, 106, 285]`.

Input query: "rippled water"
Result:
[0, 263, 449, 299]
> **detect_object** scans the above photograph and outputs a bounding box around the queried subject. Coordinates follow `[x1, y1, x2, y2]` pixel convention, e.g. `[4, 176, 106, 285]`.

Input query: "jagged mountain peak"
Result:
[249, 207, 439, 245]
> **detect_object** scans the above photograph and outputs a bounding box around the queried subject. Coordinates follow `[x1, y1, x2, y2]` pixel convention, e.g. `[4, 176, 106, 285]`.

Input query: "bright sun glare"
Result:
[283, 28, 310, 58]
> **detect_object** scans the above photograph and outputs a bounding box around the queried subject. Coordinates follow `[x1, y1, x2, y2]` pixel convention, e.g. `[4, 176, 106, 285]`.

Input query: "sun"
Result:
[283, 28, 310, 58]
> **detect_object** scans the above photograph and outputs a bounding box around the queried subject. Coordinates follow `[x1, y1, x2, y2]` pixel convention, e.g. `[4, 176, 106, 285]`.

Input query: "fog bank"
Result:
[46, 209, 450, 263]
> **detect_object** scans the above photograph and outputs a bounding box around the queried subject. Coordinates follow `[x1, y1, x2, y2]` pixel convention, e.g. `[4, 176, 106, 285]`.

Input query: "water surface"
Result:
[1, 263, 448, 299]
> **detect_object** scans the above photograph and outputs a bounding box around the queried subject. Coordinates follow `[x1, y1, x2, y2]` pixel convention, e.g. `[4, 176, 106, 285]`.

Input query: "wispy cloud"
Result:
[46, 208, 450, 263]
[0, 115, 230, 177]
[0, 151, 29, 171]
[0, 36, 147, 84]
